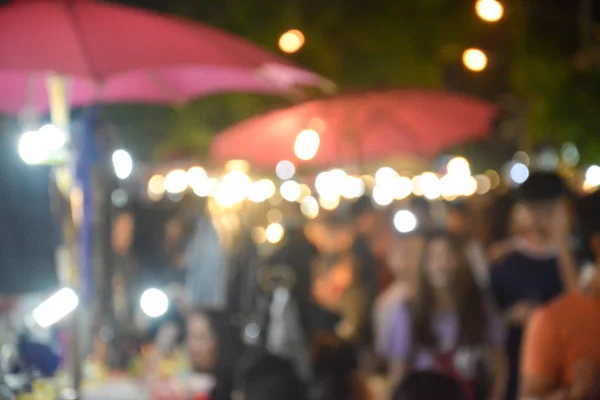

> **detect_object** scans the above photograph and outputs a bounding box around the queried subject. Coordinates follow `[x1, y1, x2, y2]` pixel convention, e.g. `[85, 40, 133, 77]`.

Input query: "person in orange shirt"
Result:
[520, 192, 600, 400]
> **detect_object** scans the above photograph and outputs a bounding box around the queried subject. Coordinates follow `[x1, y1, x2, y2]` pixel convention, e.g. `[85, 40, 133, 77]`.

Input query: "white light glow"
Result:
[394, 177, 413, 200]
[266, 223, 285, 244]
[19, 130, 48, 165]
[280, 180, 302, 202]
[165, 169, 188, 194]
[140, 288, 169, 318]
[294, 129, 320, 161]
[342, 176, 366, 199]
[372, 185, 395, 206]
[319, 195, 341, 210]
[248, 179, 277, 203]
[300, 196, 319, 219]
[375, 167, 398, 185]
[33, 288, 79, 328]
[275, 160, 296, 180]
[393, 210, 418, 234]
[419, 172, 441, 200]
[447, 157, 471, 176]
[112, 149, 133, 180]
[39, 124, 67, 151]
[510, 162, 529, 184]
[585, 165, 600, 188]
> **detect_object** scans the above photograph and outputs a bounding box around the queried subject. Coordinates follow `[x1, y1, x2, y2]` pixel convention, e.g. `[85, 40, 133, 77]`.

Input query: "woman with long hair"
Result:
[385, 231, 507, 400]
[186, 308, 241, 400]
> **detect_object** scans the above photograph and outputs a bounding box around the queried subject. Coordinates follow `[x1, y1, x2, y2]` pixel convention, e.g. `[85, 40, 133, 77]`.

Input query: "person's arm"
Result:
[490, 347, 508, 400]
[520, 309, 563, 399]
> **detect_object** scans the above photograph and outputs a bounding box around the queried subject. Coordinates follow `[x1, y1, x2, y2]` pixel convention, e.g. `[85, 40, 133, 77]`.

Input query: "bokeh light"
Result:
[342, 176, 366, 199]
[475, 0, 504, 22]
[248, 179, 276, 203]
[375, 167, 398, 185]
[140, 288, 169, 318]
[447, 156, 471, 176]
[475, 174, 492, 194]
[561, 143, 580, 166]
[39, 124, 67, 151]
[510, 162, 529, 184]
[278, 29, 305, 54]
[251, 227, 267, 244]
[280, 180, 302, 202]
[294, 129, 320, 161]
[266, 223, 285, 244]
[112, 149, 133, 180]
[394, 177, 413, 200]
[485, 170, 501, 188]
[33, 288, 79, 328]
[585, 165, 600, 188]
[165, 169, 188, 194]
[300, 196, 320, 219]
[147, 174, 166, 201]
[462, 48, 488, 72]
[319, 195, 341, 210]
[393, 210, 418, 234]
[372, 185, 395, 206]
[513, 151, 530, 166]
[275, 160, 296, 180]
[419, 172, 441, 200]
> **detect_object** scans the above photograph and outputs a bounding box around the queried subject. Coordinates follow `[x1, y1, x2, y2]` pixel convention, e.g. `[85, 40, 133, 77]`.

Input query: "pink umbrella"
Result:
[211, 90, 499, 168]
[0, 0, 329, 114]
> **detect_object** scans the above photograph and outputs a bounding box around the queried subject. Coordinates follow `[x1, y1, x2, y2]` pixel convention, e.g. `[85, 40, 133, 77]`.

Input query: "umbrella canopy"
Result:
[0, 0, 328, 114]
[211, 90, 499, 168]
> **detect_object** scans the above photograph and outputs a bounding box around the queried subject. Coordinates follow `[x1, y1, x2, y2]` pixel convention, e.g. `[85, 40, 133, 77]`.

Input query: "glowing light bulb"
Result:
[475, 0, 504, 22]
[510, 162, 529, 185]
[372, 185, 395, 206]
[140, 288, 169, 318]
[280, 180, 302, 202]
[393, 210, 418, 234]
[248, 179, 276, 203]
[266, 223, 285, 244]
[394, 177, 413, 200]
[112, 150, 133, 180]
[300, 196, 319, 219]
[462, 48, 488, 72]
[275, 160, 296, 180]
[585, 165, 600, 188]
[165, 169, 188, 194]
[33, 288, 79, 328]
[294, 129, 320, 161]
[278, 29, 305, 54]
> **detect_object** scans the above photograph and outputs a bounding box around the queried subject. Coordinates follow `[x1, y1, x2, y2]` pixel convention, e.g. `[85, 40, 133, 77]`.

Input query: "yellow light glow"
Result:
[319, 195, 341, 211]
[461, 176, 478, 196]
[475, 0, 504, 22]
[147, 174, 165, 201]
[475, 174, 492, 195]
[294, 129, 320, 161]
[411, 176, 424, 196]
[447, 157, 471, 176]
[585, 165, 600, 188]
[462, 48, 488, 72]
[315, 169, 346, 199]
[440, 175, 456, 199]
[225, 159, 250, 173]
[299, 184, 312, 198]
[372, 185, 395, 206]
[280, 180, 302, 202]
[394, 177, 413, 200]
[278, 29, 305, 54]
[419, 172, 441, 200]
[248, 179, 277, 203]
[342, 176, 365, 199]
[300, 196, 320, 219]
[164, 169, 188, 194]
[193, 178, 218, 197]
[375, 167, 398, 186]
[266, 223, 285, 244]
[215, 170, 252, 206]
[485, 170, 501, 188]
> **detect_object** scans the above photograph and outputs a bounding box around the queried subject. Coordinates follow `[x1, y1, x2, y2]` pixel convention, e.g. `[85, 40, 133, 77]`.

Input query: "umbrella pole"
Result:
[47, 74, 84, 398]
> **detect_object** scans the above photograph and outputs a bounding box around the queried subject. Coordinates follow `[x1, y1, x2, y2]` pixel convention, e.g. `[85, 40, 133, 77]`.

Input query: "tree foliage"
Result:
[105, 0, 600, 164]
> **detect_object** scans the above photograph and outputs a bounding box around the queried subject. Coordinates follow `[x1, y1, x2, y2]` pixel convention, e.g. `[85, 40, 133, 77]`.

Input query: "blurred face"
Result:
[186, 313, 217, 373]
[326, 225, 355, 253]
[387, 235, 423, 280]
[522, 200, 560, 242]
[447, 209, 467, 236]
[425, 237, 458, 289]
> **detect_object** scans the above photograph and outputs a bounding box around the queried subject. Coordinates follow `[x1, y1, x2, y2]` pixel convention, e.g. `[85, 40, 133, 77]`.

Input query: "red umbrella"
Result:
[0, 0, 328, 114]
[211, 90, 498, 168]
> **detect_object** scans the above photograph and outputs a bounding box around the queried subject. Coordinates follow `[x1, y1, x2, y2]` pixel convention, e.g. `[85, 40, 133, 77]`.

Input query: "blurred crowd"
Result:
[106, 171, 600, 400]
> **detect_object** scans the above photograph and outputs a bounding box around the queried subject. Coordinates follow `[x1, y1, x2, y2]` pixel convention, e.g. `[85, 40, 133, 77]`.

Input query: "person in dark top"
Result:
[237, 352, 307, 400]
[392, 371, 468, 400]
[490, 172, 578, 400]
[349, 197, 381, 346]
